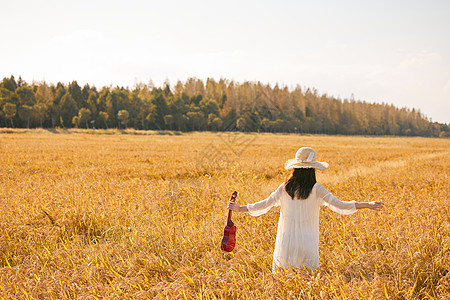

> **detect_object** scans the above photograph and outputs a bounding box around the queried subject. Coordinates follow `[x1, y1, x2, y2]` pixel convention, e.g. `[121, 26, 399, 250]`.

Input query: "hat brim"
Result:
[285, 159, 329, 170]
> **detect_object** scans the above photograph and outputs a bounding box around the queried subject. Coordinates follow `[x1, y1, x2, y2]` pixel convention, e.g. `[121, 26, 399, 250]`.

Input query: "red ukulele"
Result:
[221, 191, 238, 252]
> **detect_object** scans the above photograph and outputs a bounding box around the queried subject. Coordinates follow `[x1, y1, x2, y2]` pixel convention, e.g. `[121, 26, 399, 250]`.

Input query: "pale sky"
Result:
[1, 0, 449, 123]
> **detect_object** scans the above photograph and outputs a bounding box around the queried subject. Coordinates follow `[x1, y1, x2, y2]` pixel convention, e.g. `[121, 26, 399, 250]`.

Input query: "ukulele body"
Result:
[221, 191, 237, 252]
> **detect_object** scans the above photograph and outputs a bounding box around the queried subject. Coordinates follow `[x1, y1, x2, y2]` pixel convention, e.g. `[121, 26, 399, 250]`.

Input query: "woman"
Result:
[227, 147, 384, 272]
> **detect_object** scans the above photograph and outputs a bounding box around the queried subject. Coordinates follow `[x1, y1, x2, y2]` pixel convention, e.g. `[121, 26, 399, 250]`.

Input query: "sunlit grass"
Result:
[0, 130, 449, 299]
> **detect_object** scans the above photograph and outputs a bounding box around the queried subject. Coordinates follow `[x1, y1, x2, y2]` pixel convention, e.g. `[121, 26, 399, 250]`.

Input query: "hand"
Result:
[367, 201, 384, 211]
[227, 201, 242, 212]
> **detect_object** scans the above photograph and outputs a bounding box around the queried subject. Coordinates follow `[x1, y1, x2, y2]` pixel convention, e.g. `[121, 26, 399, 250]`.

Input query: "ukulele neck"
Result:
[227, 191, 237, 225]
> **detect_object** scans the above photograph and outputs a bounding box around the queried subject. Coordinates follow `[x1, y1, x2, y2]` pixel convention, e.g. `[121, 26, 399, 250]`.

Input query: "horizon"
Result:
[4, 74, 445, 124]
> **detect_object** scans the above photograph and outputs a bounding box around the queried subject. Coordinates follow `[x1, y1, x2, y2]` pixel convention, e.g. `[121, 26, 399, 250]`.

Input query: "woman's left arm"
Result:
[227, 202, 248, 213]
[227, 183, 284, 216]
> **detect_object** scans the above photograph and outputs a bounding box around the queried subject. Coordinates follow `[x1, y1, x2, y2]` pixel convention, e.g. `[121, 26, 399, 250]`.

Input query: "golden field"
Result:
[0, 129, 449, 299]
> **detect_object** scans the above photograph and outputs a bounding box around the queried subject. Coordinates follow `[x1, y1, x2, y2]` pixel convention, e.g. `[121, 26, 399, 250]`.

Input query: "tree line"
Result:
[0, 75, 448, 137]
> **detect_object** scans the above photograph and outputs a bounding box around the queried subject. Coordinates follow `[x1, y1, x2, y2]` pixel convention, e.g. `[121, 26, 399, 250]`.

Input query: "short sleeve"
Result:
[247, 183, 284, 216]
[316, 183, 357, 215]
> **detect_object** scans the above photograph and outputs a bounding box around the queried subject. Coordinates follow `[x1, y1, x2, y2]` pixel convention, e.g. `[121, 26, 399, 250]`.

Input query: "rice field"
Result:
[0, 129, 449, 299]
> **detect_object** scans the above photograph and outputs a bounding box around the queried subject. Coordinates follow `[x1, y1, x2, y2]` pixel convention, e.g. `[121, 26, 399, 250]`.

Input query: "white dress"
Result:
[246, 182, 357, 271]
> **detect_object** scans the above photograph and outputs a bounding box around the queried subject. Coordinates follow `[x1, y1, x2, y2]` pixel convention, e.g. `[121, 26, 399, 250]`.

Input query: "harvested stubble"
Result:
[0, 131, 449, 299]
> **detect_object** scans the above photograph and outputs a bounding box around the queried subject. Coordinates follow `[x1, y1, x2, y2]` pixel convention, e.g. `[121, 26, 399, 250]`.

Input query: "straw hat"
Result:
[285, 147, 329, 170]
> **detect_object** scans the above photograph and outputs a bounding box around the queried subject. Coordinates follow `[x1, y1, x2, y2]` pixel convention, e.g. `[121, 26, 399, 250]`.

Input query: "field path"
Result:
[321, 151, 449, 185]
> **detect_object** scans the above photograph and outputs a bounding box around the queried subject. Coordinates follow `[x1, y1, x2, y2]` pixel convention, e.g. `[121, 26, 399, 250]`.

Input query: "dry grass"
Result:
[0, 130, 449, 299]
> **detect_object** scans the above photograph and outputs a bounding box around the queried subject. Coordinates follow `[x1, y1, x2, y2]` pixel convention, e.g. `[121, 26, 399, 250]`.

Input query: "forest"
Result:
[0, 75, 448, 137]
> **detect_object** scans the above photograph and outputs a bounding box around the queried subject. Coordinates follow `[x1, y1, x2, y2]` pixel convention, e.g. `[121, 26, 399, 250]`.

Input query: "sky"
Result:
[1, 0, 449, 123]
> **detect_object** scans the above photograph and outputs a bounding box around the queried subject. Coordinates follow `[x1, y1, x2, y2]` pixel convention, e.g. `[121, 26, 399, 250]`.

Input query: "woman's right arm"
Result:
[317, 183, 384, 213]
[317, 183, 358, 215]
[355, 202, 384, 210]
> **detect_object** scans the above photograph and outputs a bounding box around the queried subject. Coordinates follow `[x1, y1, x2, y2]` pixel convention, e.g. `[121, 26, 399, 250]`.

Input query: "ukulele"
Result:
[221, 191, 238, 252]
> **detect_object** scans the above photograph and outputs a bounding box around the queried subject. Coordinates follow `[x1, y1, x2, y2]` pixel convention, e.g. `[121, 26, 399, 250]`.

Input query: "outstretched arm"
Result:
[227, 202, 248, 213]
[355, 201, 384, 210]
[317, 183, 384, 214]
[226, 183, 284, 216]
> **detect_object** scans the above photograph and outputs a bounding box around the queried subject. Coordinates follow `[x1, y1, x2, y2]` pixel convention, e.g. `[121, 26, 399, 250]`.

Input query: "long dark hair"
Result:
[285, 168, 317, 200]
